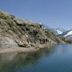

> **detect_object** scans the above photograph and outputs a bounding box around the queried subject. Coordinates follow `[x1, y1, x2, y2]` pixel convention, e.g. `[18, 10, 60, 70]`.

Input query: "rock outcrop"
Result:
[0, 11, 65, 50]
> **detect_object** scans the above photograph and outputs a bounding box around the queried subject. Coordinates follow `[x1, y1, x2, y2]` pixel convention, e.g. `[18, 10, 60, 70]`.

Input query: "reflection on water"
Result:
[0, 44, 72, 72]
[0, 46, 55, 72]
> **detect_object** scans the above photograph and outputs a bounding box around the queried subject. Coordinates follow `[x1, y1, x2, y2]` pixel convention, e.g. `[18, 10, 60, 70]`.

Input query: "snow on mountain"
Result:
[56, 29, 63, 34]
[56, 28, 65, 35]
[64, 30, 72, 37]
[59, 29, 72, 40]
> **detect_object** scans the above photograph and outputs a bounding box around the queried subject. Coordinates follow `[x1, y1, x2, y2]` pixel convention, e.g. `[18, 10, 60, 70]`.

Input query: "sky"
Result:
[0, 0, 72, 30]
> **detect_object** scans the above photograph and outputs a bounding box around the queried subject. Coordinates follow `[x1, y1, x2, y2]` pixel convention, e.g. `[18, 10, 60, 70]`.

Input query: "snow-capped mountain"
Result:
[64, 30, 72, 37]
[60, 29, 72, 37]
[59, 29, 72, 40]
[55, 28, 65, 35]
[56, 29, 63, 35]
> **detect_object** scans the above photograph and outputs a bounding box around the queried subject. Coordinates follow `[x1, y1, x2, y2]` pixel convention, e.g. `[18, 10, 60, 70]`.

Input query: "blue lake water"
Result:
[0, 44, 72, 72]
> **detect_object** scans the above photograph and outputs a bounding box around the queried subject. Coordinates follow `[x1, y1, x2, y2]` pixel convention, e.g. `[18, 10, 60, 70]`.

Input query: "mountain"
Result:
[59, 29, 72, 40]
[0, 11, 69, 53]
[62, 30, 72, 37]
[56, 29, 63, 35]
[47, 28, 65, 35]
[56, 29, 72, 43]
[55, 28, 66, 35]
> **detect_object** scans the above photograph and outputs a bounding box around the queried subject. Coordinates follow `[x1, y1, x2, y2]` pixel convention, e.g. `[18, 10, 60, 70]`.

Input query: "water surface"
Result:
[0, 44, 72, 72]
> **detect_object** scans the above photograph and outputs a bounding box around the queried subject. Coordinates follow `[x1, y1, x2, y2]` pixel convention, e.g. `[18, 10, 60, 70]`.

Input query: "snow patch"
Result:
[56, 30, 63, 34]
[64, 31, 72, 37]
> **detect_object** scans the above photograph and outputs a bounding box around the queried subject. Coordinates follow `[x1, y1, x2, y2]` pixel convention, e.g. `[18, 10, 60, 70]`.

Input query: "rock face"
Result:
[0, 11, 64, 49]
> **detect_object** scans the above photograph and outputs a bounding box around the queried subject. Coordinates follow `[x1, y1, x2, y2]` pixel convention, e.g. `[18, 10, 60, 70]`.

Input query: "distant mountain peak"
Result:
[64, 30, 72, 37]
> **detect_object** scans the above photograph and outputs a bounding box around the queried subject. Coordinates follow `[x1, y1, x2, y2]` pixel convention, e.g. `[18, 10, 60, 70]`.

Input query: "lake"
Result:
[0, 44, 72, 72]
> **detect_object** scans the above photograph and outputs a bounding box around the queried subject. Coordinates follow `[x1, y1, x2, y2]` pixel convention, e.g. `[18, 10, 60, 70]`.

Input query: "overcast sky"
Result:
[0, 0, 72, 30]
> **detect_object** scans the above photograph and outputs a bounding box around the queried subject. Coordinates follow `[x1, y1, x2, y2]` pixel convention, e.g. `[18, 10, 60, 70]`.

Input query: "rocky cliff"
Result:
[0, 11, 65, 50]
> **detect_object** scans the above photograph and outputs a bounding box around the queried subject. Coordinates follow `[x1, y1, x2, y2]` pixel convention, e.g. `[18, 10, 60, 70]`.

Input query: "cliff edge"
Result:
[0, 11, 65, 53]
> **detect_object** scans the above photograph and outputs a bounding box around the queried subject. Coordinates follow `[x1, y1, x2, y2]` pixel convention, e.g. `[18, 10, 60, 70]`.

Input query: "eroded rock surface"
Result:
[0, 11, 64, 49]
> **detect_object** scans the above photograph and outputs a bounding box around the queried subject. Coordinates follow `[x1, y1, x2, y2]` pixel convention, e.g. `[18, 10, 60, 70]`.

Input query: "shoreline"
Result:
[0, 43, 56, 54]
[0, 48, 39, 54]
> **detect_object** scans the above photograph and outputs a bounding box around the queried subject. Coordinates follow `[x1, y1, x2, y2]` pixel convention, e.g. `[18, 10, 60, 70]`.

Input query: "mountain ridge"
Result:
[0, 11, 70, 53]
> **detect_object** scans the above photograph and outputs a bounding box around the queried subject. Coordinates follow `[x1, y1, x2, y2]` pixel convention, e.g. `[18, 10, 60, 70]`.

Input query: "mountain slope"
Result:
[59, 29, 72, 41]
[62, 30, 72, 37]
[56, 28, 65, 35]
[0, 11, 67, 52]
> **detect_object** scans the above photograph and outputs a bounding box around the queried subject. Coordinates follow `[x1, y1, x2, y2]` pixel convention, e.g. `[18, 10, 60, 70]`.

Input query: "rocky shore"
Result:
[0, 11, 66, 53]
